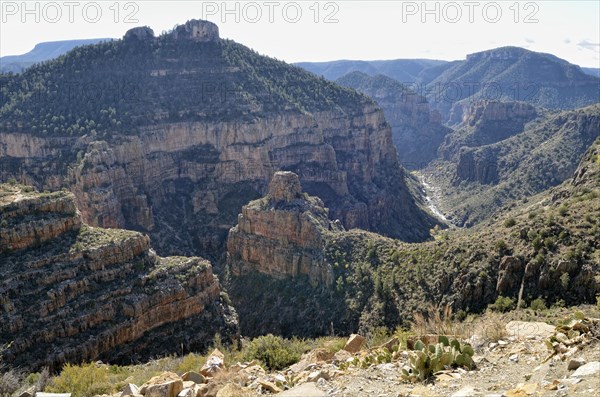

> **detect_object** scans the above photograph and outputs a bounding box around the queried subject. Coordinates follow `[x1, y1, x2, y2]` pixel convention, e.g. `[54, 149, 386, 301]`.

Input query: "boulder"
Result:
[307, 370, 330, 382]
[200, 349, 225, 377]
[121, 383, 141, 397]
[141, 372, 183, 397]
[279, 383, 326, 397]
[505, 321, 556, 340]
[570, 361, 600, 378]
[378, 337, 399, 351]
[332, 349, 353, 363]
[181, 371, 206, 384]
[258, 380, 282, 393]
[290, 348, 335, 372]
[343, 334, 365, 353]
[567, 359, 586, 371]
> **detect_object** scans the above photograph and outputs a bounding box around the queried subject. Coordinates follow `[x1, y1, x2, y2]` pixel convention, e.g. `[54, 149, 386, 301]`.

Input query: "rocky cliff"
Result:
[0, 19, 438, 259]
[336, 72, 451, 168]
[0, 184, 238, 371]
[439, 100, 541, 161]
[226, 141, 599, 338]
[227, 172, 343, 286]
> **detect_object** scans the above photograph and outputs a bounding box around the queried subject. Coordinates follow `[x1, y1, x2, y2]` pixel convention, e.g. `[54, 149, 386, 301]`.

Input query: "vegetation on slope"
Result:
[0, 30, 369, 136]
[229, 139, 600, 337]
[425, 104, 600, 226]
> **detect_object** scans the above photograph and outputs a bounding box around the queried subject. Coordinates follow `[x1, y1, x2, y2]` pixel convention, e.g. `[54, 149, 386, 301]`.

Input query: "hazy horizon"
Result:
[1, 1, 599, 68]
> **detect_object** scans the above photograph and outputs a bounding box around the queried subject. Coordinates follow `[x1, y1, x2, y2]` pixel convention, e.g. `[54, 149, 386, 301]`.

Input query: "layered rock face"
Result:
[226, 173, 354, 337]
[440, 100, 540, 162]
[227, 172, 343, 286]
[336, 72, 451, 168]
[0, 20, 438, 258]
[0, 184, 238, 371]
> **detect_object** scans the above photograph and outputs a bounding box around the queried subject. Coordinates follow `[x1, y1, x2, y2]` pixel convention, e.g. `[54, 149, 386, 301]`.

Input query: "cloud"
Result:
[577, 40, 600, 51]
[524, 38, 535, 44]
[564, 38, 571, 44]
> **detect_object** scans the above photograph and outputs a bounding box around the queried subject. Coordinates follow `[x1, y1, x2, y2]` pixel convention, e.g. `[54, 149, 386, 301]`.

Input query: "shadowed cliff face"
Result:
[336, 72, 451, 168]
[226, 140, 600, 338]
[0, 184, 238, 372]
[0, 20, 439, 258]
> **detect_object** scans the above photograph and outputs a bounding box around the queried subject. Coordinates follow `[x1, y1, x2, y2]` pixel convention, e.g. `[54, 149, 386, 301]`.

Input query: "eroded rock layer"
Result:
[0, 185, 238, 371]
[0, 20, 438, 259]
[227, 171, 343, 286]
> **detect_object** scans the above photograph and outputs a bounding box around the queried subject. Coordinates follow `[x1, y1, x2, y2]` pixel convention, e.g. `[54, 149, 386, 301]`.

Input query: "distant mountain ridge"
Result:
[423, 47, 600, 124]
[295, 59, 447, 82]
[0, 38, 112, 73]
[299, 47, 600, 125]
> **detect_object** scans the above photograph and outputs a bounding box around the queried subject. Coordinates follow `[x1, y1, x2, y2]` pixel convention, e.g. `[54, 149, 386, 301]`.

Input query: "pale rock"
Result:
[279, 383, 326, 397]
[307, 370, 330, 382]
[121, 384, 141, 397]
[141, 372, 183, 397]
[570, 361, 600, 378]
[505, 321, 556, 341]
[181, 372, 205, 384]
[451, 386, 482, 397]
[343, 334, 365, 353]
[332, 349, 354, 363]
[200, 349, 225, 377]
[258, 379, 282, 393]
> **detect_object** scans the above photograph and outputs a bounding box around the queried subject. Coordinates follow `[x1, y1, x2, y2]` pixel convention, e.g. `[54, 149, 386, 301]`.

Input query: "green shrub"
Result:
[504, 218, 516, 228]
[529, 297, 547, 311]
[175, 353, 206, 374]
[494, 240, 508, 255]
[46, 363, 112, 397]
[558, 204, 569, 216]
[560, 273, 570, 289]
[489, 296, 516, 313]
[242, 334, 307, 371]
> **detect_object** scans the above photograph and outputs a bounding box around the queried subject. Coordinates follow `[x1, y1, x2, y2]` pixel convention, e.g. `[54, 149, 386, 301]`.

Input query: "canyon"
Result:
[0, 184, 238, 372]
[0, 20, 438, 260]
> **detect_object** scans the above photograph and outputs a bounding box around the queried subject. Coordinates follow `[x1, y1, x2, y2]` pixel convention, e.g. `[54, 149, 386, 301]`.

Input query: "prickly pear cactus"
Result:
[401, 336, 475, 382]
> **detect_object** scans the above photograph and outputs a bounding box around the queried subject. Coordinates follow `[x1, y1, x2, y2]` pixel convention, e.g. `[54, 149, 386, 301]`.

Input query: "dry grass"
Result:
[410, 304, 471, 339]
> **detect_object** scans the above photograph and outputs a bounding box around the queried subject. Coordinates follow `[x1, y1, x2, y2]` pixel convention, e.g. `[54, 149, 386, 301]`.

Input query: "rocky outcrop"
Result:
[124, 26, 155, 41]
[227, 172, 342, 286]
[0, 20, 438, 258]
[440, 100, 540, 161]
[0, 184, 238, 371]
[336, 72, 451, 168]
[171, 19, 219, 42]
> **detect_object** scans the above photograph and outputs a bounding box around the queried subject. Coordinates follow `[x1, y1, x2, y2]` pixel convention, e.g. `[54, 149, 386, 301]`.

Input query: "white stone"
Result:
[570, 362, 600, 378]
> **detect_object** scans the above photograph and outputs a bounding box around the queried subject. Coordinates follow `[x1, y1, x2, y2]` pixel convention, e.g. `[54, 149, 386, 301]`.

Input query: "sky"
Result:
[0, 0, 599, 67]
